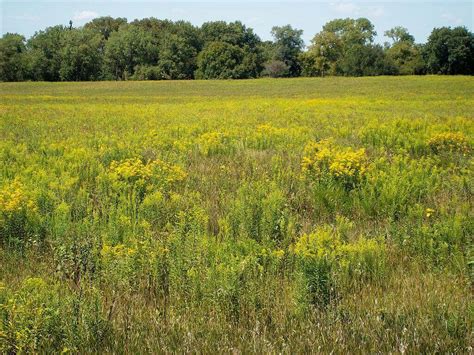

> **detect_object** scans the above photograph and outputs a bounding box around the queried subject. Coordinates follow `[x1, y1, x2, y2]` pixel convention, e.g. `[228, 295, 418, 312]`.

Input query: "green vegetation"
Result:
[0, 76, 473, 352]
[1, 17, 473, 82]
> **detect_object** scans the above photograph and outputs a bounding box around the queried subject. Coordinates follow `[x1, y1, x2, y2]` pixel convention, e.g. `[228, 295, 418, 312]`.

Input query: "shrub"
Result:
[338, 237, 386, 287]
[359, 118, 428, 156]
[131, 65, 162, 80]
[262, 60, 289, 78]
[100, 243, 137, 287]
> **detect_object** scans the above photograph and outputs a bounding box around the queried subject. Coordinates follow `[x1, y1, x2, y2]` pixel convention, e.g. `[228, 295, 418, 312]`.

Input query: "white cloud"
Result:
[73, 10, 98, 22]
[441, 13, 463, 25]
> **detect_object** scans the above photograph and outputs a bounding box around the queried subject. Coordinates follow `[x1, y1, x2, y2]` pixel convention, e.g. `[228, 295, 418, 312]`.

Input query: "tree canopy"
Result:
[270, 25, 304, 77]
[0, 17, 472, 82]
[423, 26, 474, 75]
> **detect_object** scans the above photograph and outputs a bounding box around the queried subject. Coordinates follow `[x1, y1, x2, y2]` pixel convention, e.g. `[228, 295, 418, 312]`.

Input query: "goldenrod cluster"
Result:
[108, 157, 186, 190]
[109, 158, 152, 183]
[338, 238, 385, 266]
[0, 179, 37, 216]
[198, 131, 231, 156]
[428, 132, 470, 154]
[101, 243, 136, 258]
[293, 226, 339, 260]
[294, 229, 384, 264]
[250, 124, 287, 149]
[301, 139, 368, 186]
[259, 247, 285, 261]
[255, 124, 286, 141]
[293, 225, 385, 286]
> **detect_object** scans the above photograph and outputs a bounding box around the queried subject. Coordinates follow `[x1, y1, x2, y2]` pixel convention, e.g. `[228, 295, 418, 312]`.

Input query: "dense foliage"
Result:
[0, 77, 473, 352]
[1, 17, 473, 81]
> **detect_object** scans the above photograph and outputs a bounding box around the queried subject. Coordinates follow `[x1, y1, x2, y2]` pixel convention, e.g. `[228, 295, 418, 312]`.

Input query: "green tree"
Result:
[167, 20, 203, 53]
[302, 18, 388, 76]
[270, 25, 304, 77]
[384, 27, 424, 75]
[195, 41, 260, 79]
[156, 34, 198, 79]
[339, 44, 396, 76]
[196, 21, 263, 79]
[131, 18, 174, 37]
[424, 26, 474, 74]
[84, 16, 127, 40]
[27, 26, 68, 81]
[384, 26, 415, 44]
[132, 18, 202, 79]
[323, 18, 376, 46]
[103, 25, 159, 79]
[200, 21, 260, 49]
[301, 31, 342, 76]
[59, 29, 104, 81]
[259, 40, 277, 63]
[0, 33, 28, 81]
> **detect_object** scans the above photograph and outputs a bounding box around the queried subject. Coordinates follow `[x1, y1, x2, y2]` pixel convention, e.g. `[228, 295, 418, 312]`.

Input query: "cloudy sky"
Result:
[1, 0, 473, 45]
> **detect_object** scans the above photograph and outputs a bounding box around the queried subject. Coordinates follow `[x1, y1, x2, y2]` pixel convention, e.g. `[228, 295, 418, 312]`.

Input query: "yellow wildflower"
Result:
[425, 208, 435, 218]
[428, 132, 470, 154]
[301, 139, 368, 186]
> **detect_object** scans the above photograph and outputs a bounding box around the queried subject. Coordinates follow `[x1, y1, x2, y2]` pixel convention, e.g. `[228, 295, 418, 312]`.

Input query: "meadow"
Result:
[0, 76, 473, 353]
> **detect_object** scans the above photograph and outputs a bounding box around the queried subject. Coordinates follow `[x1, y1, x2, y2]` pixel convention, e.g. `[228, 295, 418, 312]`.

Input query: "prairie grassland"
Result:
[0, 76, 473, 353]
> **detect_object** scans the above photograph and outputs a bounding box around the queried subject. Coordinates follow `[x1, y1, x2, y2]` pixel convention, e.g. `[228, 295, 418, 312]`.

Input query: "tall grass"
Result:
[1, 76, 473, 352]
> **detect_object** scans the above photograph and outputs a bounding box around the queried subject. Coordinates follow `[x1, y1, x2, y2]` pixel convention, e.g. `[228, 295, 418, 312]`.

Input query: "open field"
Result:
[1, 76, 473, 352]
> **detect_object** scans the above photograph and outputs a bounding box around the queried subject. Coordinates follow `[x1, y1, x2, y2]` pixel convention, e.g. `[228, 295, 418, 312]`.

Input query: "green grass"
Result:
[1, 76, 473, 353]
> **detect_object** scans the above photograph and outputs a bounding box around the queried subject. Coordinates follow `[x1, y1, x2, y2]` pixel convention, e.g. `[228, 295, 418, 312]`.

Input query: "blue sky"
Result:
[1, 1, 473, 45]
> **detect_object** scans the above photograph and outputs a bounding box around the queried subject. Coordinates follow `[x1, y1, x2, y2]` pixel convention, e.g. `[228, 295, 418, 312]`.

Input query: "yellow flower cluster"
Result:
[337, 237, 386, 280]
[109, 158, 153, 183]
[293, 226, 385, 283]
[425, 208, 435, 218]
[329, 149, 367, 179]
[0, 179, 37, 216]
[251, 124, 290, 149]
[256, 124, 286, 139]
[108, 157, 186, 187]
[428, 132, 470, 154]
[101, 243, 136, 258]
[198, 131, 231, 156]
[301, 139, 368, 186]
[338, 237, 384, 261]
[292, 226, 339, 260]
[259, 247, 285, 260]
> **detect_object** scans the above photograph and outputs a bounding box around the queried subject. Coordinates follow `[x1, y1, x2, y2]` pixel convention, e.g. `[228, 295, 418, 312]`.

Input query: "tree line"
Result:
[1, 17, 473, 81]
